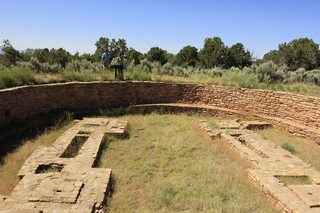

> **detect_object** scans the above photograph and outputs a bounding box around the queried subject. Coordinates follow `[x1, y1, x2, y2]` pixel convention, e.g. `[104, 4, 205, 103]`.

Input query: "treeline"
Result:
[0, 37, 320, 86]
[2, 36, 319, 69]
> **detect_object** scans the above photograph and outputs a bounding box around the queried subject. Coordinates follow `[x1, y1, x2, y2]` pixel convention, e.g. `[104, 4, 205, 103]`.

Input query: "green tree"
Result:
[127, 48, 144, 65]
[174, 45, 198, 68]
[264, 38, 320, 70]
[95, 37, 110, 56]
[165, 52, 175, 65]
[32, 48, 70, 68]
[50, 48, 70, 68]
[94, 37, 128, 61]
[262, 50, 279, 64]
[146, 47, 167, 65]
[33, 48, 51, 63]
[1, 39, 21, 67]
[198, 37, 226, 68]
[224, 43, 252, 69]
[287, 38, 319, 70]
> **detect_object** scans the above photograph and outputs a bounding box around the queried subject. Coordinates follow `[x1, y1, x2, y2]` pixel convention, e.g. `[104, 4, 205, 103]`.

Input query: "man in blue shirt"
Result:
[101, 48, 112, 72]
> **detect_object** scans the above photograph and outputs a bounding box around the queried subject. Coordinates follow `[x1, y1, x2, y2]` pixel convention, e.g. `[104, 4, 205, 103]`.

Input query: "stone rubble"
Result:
[0, 118, 127, 213]
[197, 119, 320, 213]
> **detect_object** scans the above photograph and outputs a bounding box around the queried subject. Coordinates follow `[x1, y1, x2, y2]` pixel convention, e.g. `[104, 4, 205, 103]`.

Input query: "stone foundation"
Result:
[0, 118, 127, 213]
[197, 120, 320, 213]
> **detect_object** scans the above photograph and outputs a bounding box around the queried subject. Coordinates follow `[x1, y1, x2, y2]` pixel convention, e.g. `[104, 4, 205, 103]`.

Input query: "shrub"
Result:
[237, 75, 252, 88]
[66, 60, 81, 72]
[29, 57, 61, 74]
[160, 62, 174, 76]
[280, 141, 295, 153]
[255, 61, 278, 83]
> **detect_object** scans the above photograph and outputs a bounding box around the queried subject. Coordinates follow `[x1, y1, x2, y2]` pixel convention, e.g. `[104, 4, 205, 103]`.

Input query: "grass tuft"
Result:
[280, 141, 295, 153]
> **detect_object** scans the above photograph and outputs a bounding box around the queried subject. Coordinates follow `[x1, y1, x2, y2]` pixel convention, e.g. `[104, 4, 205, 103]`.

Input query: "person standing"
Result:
[101, 48, 112, 72]
[115, 53, 124, 80]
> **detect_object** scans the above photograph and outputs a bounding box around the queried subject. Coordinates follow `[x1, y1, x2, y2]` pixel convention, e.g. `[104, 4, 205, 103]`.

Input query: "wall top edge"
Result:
[0, 81, 319, 99]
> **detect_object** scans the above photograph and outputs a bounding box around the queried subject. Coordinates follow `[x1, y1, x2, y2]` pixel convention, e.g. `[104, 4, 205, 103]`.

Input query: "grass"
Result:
[0, 68, 37, 88]
[275, 175, 312, 186]
[280, 141, 295, 153]
[0, 120, 74, 196]
[2, 113, 319, 211]
[61, 136, 88, 158]
[99, 114, 278, 212]
[2, 66, 320, 97]
[255, 128, 320, 172]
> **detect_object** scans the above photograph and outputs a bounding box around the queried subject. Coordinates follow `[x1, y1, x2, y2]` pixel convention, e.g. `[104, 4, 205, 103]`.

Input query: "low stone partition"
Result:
[197, 120, 320, 213]
[1, 81, 320, 140]
[0, 118, 127, 213]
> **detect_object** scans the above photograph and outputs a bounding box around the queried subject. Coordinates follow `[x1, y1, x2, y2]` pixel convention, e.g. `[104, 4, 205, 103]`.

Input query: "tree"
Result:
[174, 45, 199, 67]
[94, 37, 128, 61]
[224, 43, 252, 69]
[198, 37, 226, 68]
[263, 37, 320, 70]
[33, 48, 50, 63]
[50, 48, 70, 68]
[287, 38, 319, 70]
[1, 39, 21, 67]
[20, 49, 35, 62]
[127, 48, 144, 65]
[32, 48, 70, 67]
[94, 37, 110, 56]
[262, 50, 279, 64]
[146, 47, 167, 65]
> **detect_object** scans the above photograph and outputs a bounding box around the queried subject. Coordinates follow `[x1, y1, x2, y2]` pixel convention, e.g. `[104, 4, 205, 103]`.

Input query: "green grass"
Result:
[275, 175, 312, 186]
[2, 66, 320, 98]
[99, 114, 278, 212]
[280, 141, 295, 153]
[0, 68, 37, 88]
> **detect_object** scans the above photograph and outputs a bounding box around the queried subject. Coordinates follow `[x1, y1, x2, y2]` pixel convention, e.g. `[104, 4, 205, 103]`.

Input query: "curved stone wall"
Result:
[1, 81, 320, 140]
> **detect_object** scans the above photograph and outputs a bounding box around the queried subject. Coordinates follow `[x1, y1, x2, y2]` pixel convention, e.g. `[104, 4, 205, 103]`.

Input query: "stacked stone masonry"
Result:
[0, 118, 127, 213]
[197, 120, 320, 213]
[1, 82, 320, 141]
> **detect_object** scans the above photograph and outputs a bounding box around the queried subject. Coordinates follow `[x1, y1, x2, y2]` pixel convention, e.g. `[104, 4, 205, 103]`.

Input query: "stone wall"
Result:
[1, 81, 320, 138]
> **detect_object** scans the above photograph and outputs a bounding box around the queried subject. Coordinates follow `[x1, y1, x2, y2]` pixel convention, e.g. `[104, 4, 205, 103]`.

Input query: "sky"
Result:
[1, 0, 319, 59]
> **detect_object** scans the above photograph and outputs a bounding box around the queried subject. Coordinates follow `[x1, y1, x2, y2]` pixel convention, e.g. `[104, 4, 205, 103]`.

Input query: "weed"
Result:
[275, 175, 312, 186]
[280, 141, 295, 153]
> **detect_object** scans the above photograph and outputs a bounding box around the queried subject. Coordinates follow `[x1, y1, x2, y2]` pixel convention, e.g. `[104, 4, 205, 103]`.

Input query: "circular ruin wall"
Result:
[1, 81, 320, 141]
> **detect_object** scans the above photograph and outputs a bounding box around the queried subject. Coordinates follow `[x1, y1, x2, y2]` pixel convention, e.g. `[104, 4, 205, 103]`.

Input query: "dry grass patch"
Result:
[256, 128, 320, 171]
[99, 114, 278, 212]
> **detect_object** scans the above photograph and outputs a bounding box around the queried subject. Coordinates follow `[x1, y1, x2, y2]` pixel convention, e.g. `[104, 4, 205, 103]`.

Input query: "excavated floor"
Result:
[0, 118, 127, 213]
[1, 117, 320, 212]
[197, 119, 320, 213]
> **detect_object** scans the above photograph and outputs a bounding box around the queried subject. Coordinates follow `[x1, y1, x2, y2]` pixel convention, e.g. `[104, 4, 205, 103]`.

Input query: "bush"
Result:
[237, 75, 252, 88]
[29, 57, 62, 73]
[255, 61, 278, 83]
[280, 141, 295, 153]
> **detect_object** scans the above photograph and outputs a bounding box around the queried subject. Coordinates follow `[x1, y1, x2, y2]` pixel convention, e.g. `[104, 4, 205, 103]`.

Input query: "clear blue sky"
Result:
[1, 0, 319, 58]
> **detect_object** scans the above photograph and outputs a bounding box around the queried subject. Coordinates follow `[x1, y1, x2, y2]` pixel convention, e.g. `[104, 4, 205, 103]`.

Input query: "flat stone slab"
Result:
[0, 118, 127, 213]
[288, 185, 320, 208]
[198, 120, 320, 213]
